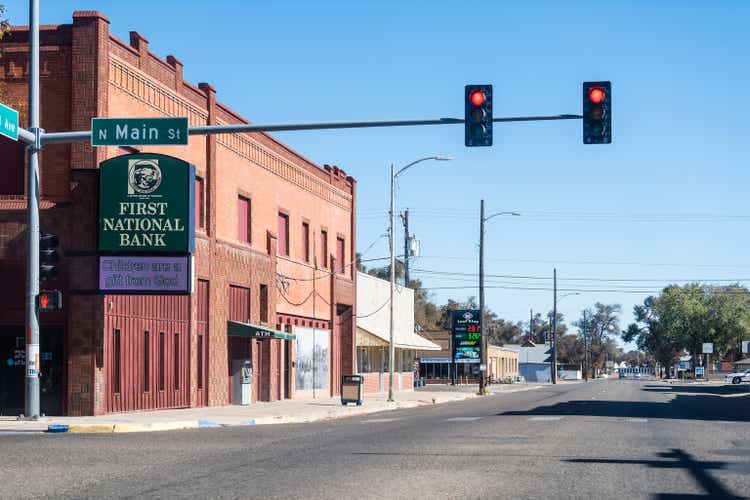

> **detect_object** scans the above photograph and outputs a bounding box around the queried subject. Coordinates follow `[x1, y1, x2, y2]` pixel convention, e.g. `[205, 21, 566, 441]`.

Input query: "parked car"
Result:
[724, 369, 750, 385]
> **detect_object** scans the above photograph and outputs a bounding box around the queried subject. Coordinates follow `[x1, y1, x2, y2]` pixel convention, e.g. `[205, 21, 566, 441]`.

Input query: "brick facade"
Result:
[0, 11, 356, 415]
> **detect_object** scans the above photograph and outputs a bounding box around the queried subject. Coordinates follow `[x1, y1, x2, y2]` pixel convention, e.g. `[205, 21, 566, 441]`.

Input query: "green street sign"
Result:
[0, 102, 19, 141]
[92, 117, 188, 146]
[99, 153, 195, 253]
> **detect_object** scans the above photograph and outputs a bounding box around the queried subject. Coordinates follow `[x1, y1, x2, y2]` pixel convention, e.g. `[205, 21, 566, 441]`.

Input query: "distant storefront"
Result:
[415, 332, 518, 384]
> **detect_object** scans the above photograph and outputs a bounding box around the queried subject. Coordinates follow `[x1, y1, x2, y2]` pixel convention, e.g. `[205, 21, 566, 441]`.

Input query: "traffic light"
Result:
[39, 231, 59, 284]
[583, 81, 611, 144]
[38, 290, 62, 312]
[465, 84, 492, 147]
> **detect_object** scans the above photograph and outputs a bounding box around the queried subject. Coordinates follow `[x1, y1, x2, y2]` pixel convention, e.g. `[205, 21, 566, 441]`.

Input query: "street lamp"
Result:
[478, 201, 521, 395]
[388, 156, 452, 402]
[552, 289, 579, 384]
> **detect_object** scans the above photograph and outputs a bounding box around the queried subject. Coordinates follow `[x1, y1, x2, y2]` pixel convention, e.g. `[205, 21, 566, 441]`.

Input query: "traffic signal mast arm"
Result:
[19, 114, 583, 147]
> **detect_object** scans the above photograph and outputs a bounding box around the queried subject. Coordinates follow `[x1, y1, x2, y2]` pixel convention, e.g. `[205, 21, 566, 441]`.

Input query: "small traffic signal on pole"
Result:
[583, 81, 611, 144]
[465, 84, 492, 147]
[38, 290, 62, 312]
[39, 231, 59, 284]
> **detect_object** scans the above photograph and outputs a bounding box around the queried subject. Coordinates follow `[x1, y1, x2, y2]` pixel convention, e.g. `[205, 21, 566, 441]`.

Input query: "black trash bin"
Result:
[341, 374, 363, 406]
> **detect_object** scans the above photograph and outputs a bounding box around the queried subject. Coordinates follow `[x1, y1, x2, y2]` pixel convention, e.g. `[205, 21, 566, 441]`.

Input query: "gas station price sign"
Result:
[452, 309, 481, 364]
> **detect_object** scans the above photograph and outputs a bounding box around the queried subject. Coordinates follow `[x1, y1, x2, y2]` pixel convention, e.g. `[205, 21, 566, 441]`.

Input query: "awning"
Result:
[356, 327, 389, 347]
[356, 325, 440, 351]
[227, 321, 296, 340]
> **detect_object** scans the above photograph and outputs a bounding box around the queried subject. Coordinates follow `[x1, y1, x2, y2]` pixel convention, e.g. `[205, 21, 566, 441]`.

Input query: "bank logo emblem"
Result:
[128, 159, 162, 195]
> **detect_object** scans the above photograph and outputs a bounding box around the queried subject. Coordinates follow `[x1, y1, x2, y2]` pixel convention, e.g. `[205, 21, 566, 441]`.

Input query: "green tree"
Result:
[573, 303, 621, 376]
[622, 285, 750, 373]
[556, 334, 584, 364]
[366, 259, 404, 281]
[0, 7, 7, 36]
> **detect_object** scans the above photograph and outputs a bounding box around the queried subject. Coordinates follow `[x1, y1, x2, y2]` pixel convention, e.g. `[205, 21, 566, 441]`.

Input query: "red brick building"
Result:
[0, 11, 356, 416]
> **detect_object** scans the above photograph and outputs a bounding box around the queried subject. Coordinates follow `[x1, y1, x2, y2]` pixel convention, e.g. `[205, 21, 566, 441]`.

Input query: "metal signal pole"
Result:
[552, 268, 557, 384]
[479, 200, 486, 395]
[24, 0, 41, 419]
[583, 310, 589, 382]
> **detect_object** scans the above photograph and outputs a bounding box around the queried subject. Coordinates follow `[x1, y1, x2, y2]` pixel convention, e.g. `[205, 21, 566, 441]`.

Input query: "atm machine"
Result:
[231, 359, 252, 405]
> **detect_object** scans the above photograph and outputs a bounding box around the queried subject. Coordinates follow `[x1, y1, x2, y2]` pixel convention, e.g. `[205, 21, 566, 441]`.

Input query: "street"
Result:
[1, 380, 748, 499]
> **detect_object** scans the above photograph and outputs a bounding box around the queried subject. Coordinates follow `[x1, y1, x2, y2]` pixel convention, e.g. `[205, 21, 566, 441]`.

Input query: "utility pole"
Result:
[388, 163, 396, 402]
[530, 308, 534, 341]
[583, 310, 589, 382]
[24, 0, 41, 419]
[552, 268, 557, 384]
[479, 199, 486, 395]
[402, 209, 409, 287]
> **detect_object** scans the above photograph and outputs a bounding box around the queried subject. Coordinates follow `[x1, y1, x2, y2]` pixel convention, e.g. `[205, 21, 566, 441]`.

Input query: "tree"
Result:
[411, 278, 442, 332]
[622, 285, 750, 376]
[0, 7, 28, 121]
[487, 318, 525, 345]
[590, 302, 622, 343]
[0, 7, 7, 37]
[366, 259, 404, 281]
[556, 334, 584, 365]
[621, 350, 652, 368]
[355, 252, 367, 273]
[573, 303, 621, 376]
[622, 296, 680, 375]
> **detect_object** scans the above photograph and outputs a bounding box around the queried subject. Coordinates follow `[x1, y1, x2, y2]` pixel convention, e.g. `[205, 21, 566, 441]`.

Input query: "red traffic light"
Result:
[469, 90, 485, 107]
[40, 294, 50, 310]
[588, 87, 605, 104]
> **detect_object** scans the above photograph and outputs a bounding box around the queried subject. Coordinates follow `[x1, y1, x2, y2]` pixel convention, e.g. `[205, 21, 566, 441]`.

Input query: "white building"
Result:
[356, 272, 439, 393]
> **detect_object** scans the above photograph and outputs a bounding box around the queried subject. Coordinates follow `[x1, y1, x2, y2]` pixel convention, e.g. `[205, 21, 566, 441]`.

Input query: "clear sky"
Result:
[6, 0, 750, 348]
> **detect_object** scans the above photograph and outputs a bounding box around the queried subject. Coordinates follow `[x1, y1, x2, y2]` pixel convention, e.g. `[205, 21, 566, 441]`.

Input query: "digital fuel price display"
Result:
[451, 309, 481, 364]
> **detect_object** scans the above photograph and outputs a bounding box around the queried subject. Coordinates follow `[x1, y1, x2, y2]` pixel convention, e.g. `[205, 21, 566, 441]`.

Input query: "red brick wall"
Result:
[0, 10, 357, 415]
[361, 372, 380, 394]
[360, 372, 414, 394]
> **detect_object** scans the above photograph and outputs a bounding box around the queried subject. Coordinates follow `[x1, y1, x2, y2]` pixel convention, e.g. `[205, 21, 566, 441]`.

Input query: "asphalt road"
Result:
[2, 380, 749, 499]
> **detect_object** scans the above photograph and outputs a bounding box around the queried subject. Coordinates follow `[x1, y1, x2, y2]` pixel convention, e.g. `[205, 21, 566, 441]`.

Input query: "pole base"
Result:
[16, 414, 40, 421]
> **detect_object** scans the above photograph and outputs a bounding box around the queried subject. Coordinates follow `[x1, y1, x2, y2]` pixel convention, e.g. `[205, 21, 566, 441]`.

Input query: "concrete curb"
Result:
[47, 420, 200, 434]
[28, 385, 544, 435]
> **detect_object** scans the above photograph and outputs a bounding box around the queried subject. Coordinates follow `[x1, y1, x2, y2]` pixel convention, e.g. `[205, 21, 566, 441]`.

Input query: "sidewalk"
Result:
[0, 384, 541, 434]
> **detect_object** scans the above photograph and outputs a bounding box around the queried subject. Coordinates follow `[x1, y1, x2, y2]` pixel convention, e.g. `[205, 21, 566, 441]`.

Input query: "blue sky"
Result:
[6, 0, 750, 347]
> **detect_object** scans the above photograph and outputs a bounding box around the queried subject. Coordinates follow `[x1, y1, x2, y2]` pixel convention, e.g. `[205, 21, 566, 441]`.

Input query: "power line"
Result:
[355, 298, 391, 318]
[411, 267, 750, 283]
[418, 284, 750, 295]
[415, 255, 750, 270]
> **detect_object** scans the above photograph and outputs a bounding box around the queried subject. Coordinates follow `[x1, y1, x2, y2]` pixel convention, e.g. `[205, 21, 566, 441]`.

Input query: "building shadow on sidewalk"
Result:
[564, 448, 745, 499]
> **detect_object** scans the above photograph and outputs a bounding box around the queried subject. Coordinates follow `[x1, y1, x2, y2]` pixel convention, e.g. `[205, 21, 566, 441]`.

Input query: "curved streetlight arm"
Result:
[483, 211, 521, 223]
[394, 156, 452, 178]
[558, 291, 580, 302]
[388, 154, 450, 402]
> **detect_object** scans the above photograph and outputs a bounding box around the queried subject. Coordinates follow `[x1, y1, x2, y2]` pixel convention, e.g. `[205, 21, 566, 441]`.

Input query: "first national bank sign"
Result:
[99, 153, 195, 252]
[99, 153, 195, 294]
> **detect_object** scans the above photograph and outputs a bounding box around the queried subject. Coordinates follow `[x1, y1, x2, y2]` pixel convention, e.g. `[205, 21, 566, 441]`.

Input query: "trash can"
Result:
[341, 374, 363, 406]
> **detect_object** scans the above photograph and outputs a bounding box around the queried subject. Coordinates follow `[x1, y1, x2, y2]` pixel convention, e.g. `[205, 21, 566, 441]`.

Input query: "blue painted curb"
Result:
[47, 424, 69, 433]
[197, 420, 223, 428]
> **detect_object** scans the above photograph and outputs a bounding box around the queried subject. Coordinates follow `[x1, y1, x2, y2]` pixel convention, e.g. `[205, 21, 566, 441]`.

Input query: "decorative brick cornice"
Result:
[108, 55, 208, 125]
[215, 123, 353, 211]
[107, 56, 352, 211]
